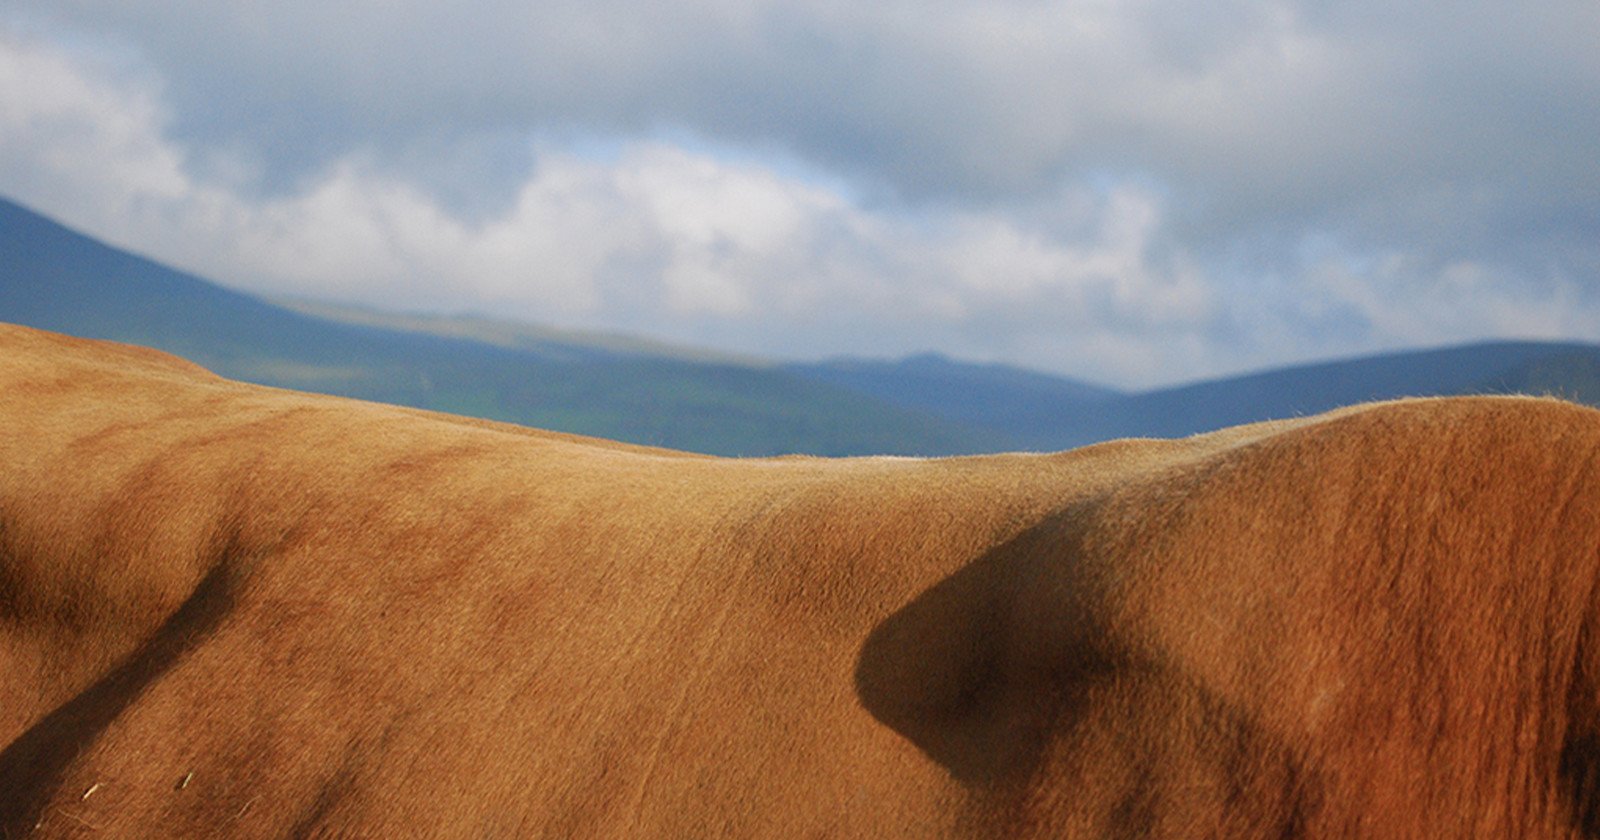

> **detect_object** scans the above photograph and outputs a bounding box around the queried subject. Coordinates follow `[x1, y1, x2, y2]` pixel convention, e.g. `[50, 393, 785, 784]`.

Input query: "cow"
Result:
[3, 320, 1600, 838]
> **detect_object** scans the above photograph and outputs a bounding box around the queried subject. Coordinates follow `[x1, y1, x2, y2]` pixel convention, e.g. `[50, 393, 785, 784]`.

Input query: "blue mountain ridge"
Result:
[5, 194, 1599, 454]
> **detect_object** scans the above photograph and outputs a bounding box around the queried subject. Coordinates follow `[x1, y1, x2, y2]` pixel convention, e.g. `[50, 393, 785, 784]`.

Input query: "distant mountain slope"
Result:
[1082, 341, 1600, 448]
[787, 354, 1123, 451]
[1478, 350, 1600, 406]
[7, 194, 1599, 456]
[273, 296, 764, 366]
[787, 341, 1600, 451]
[0, 197, 386, 366]
[0, 197, 1006, 456]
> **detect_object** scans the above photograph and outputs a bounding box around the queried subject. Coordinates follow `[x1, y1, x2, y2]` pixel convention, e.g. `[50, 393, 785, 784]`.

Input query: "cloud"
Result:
[0, 26, 187, 209]
[0, 24, 1240, 385]
[1, 4, 1599, 388]
[16, 1, 1597, 216]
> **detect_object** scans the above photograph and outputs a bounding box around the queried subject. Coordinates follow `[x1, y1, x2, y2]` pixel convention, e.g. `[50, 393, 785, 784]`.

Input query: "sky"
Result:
[1, 2, 1597, 388]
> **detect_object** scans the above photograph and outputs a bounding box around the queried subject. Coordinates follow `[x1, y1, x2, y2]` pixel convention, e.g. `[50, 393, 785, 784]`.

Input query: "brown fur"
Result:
[4, 321, 1600, 838]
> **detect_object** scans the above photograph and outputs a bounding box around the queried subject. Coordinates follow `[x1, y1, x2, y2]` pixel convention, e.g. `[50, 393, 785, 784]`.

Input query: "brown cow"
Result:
[3, 321, 1600, 838]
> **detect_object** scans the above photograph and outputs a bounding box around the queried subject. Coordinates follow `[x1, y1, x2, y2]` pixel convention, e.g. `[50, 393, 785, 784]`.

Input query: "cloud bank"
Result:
[2, 2, 1597, 387]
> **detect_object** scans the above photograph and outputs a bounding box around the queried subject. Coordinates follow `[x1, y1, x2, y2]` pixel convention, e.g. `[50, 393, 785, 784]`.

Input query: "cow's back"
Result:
[6, 322, 1600, 838]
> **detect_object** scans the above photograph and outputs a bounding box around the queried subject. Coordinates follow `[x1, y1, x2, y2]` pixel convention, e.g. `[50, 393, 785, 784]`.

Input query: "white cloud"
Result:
[0, 28, 186, 214]
[2, 6, 1599, 389]
[1305, 253, 1598, 351]
[14, 0, 1597, 218]
[0, 26, 1237, 385]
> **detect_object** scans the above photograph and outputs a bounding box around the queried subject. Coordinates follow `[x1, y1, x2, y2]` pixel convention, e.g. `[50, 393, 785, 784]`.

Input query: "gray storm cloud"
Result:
[1, 1, 1597, 386]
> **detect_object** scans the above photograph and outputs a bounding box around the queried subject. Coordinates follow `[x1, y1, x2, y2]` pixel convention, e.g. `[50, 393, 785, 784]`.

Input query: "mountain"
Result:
[1078, 341, 1600, 448]
[786, 354, 1123, 450]
[785, 341, 1600, 451]
[0, 197, 1006, 456]
[6, 193, 1600, 456]
[272, 296, 765, 367]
